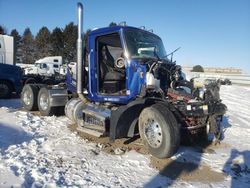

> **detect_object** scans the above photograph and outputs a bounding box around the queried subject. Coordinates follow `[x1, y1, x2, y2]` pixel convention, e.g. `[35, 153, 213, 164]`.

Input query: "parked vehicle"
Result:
[0, 64, 22, 98]
[21, 3, 227, 159]
[219, 78, 232, 85]
[24, 56, 66, 76]
[0, 35, 15, 65]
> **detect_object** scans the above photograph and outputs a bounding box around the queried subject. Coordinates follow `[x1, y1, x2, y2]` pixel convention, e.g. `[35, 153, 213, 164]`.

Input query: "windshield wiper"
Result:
[162, 47, 181, 62]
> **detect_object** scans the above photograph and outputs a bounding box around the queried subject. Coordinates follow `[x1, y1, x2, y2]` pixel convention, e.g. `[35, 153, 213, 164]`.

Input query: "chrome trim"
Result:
[77, 2, 83, 94]
[144, 119, 163, 148]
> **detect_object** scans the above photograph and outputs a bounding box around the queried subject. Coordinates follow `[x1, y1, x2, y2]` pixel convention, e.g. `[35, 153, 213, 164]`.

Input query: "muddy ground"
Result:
[68, 123, 227, 183]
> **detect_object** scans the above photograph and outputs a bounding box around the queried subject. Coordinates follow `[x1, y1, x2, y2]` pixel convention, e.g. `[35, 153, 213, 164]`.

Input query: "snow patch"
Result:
[0, 85, 250, 187]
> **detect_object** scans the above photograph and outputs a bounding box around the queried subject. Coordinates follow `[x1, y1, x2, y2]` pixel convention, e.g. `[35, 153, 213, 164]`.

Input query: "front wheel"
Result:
[139, 103, 180, 158]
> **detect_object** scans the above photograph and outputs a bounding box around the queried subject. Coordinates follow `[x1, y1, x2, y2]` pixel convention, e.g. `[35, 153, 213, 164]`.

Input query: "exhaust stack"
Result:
[77, 2, 83, 95]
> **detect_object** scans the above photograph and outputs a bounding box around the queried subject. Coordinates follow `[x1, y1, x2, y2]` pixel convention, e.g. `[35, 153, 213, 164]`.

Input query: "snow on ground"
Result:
[0, 85, 250, 187]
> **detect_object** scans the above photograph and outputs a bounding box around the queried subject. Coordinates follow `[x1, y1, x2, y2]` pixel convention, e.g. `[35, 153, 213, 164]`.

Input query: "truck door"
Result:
[96, 33, 126, 95]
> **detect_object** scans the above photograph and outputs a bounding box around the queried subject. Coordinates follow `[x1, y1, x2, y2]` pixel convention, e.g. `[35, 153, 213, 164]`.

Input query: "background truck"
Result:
[20, 56, 66, 86]
[0, 63, 22, 98]
[24, 56, 66, 76]
[21, 3, 226, 159]
[0, 34, 15, 65]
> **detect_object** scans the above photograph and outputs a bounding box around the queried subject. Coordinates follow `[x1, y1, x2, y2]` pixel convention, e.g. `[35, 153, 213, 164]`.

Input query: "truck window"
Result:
[41, 63, 47, 69]
[53, 64, 59, 68]
[54, 59, 59, 62]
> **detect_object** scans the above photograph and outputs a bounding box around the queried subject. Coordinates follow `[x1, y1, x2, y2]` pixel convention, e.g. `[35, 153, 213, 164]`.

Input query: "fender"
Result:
[109, 97, 166, 141]
[46, 87, 68, 107]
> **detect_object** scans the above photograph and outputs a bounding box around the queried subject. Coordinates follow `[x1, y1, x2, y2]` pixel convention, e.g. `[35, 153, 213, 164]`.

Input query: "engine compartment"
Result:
[144, 60, 227, 140]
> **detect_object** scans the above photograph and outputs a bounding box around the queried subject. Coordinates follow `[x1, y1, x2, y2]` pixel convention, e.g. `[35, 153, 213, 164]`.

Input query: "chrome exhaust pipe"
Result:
[76, 2, 87, 103]
[77, 2, 83, 95]
[65, 3, 87, 124]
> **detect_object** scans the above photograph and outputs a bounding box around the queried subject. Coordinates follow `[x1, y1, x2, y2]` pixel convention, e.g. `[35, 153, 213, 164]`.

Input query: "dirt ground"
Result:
[68, 123, 226, 183]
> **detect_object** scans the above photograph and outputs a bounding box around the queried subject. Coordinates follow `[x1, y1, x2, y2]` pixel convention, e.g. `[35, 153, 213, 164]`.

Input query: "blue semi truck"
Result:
[0, 63, 23, 98]
[21, 3, 226, 158]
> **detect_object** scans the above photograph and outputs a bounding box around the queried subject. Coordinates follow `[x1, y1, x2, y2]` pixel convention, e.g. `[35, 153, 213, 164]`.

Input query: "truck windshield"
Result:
[125, 29, 167, 60]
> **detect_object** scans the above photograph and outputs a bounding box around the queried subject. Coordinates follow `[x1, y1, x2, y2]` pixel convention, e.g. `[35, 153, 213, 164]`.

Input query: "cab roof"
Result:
[89, 25, 161, 40]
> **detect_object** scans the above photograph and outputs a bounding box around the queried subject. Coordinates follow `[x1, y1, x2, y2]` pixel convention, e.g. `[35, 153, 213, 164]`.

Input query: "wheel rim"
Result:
[23, 90, 32, 105]
[144, 118, 163, 148]
[39, 93, 49, 111]
[0, 84, 8, 97]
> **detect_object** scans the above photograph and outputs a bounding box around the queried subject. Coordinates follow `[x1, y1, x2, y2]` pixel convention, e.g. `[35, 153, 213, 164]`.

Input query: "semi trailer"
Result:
[21, 3, 226, 158]
[0, 35, 15, 65]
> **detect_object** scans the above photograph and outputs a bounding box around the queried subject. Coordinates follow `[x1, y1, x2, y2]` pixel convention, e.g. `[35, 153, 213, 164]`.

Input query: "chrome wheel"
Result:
[39, 93, 49, 111]
[144, 119, 163, 148]
[23, 90, 32, 106]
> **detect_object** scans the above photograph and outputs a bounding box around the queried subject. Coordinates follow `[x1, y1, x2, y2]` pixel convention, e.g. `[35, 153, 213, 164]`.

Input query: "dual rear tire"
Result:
[37, 88, 62, 116]
[21, 84, 39, 111]
[21, 85, 63, 116]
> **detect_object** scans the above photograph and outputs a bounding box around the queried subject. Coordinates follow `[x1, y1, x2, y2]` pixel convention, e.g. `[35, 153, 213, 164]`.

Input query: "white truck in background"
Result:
[21, 56, 66, 85]
[24, 56, 67, 76]
[0, 35, 15, 65]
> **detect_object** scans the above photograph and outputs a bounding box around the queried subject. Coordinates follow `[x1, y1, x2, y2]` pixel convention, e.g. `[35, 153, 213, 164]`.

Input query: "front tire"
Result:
[139, 103, 180, 158]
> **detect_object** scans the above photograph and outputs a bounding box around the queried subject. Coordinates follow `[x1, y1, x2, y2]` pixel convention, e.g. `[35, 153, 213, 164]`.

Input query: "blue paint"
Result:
[0, 64, 23, 94]
[66, 26, 161, 104]
[66, 68, 77, 93]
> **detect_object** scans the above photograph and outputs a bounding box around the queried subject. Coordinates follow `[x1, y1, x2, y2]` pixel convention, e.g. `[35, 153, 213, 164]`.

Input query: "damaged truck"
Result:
[21, 3, 227, 158]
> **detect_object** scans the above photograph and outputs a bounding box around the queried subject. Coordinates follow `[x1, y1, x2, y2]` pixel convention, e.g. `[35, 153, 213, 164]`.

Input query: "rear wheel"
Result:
[0, 81, 12, 99]
[21, 84, 39, 110]
[38, 88, 61, 116]
[139, 103, 180, 158]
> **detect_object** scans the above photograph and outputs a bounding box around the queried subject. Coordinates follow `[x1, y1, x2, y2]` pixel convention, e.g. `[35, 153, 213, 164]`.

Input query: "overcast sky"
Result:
[1, 0, 249, 73]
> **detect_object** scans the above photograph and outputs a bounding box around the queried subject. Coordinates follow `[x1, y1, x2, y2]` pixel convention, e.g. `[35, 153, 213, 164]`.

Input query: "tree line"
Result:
[0, 23, 94, 64]
[0, 22, 120, 64]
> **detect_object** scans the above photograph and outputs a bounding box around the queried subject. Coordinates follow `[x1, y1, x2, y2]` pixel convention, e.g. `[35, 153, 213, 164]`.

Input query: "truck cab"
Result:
[25, 56, 64, 76]
[67, 26, 167, 104]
